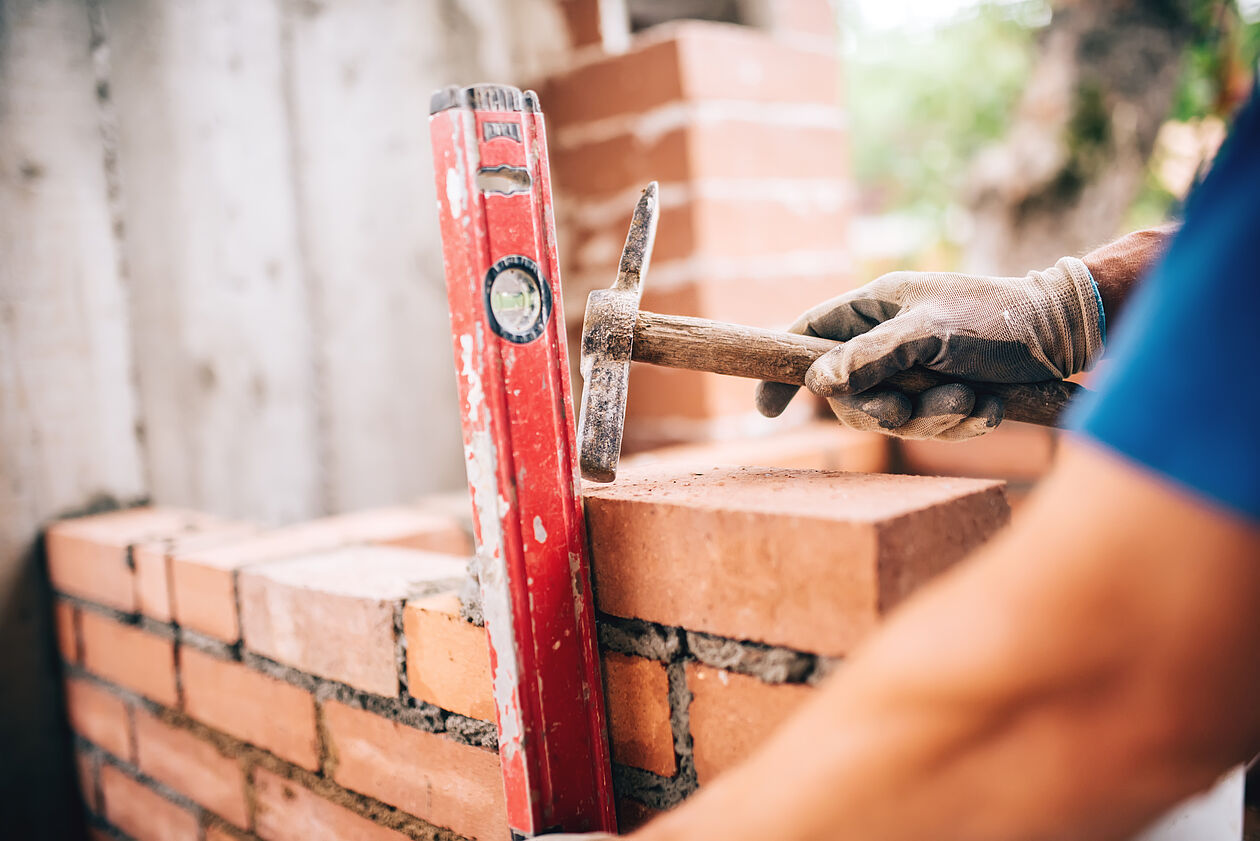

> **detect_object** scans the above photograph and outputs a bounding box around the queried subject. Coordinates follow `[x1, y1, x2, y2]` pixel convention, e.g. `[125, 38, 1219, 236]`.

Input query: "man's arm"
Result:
[632, 441, 1260, 841]
[1083, 225, 1178, 322]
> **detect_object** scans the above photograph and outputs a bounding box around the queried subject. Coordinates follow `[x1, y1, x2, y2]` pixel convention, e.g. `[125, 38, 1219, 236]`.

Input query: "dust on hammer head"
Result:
[577, 182, 660, 483]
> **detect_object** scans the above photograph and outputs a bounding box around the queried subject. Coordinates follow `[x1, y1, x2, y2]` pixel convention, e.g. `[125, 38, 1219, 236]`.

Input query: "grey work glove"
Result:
[756, 257, 1105, 440]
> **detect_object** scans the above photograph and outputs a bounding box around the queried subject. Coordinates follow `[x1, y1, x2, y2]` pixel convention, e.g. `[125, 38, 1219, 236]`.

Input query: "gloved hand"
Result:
[756, 257, 1105, 440]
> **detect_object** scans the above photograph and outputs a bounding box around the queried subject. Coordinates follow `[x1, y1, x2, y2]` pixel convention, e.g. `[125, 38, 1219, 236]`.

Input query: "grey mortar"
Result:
[685, 630, 816, 684]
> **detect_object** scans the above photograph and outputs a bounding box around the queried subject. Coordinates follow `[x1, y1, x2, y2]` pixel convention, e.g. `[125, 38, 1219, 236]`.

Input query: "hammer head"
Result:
[577, 182, 660, 483]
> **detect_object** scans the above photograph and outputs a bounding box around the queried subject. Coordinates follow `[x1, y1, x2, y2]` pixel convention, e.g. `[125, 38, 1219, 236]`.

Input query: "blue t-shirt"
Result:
[1068, 89, 1260, 523]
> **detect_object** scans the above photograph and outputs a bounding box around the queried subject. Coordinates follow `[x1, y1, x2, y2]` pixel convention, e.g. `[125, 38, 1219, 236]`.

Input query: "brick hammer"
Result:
[576, 182, 1084, 483]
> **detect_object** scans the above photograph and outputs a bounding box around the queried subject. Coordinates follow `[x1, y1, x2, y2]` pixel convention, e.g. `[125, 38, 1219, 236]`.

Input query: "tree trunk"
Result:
[964, 1, 1196, 275]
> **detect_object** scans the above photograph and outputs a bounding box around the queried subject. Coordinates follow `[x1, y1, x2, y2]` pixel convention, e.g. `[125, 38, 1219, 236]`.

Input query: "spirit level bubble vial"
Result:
[429, 84, 616, 836]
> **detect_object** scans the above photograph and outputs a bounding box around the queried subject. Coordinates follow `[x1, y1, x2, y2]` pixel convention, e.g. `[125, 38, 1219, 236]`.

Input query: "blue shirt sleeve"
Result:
[1068, 88, 1260, 523]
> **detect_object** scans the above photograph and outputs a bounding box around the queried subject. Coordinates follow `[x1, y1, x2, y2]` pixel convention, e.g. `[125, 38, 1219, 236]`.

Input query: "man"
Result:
[565, 91, 1260, 840]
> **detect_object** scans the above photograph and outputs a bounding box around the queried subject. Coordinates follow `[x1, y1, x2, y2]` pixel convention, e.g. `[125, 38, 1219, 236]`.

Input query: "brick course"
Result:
[252, 767, 410, 841]
[47, 507, 217, 612]
[134, 708, 250, 829]
[100, 763, 200, 841]
[65, 677, 133, 761]
[79, 610, 178, 706]
[322, 700, 507, 840]
[171, 507, 468, 643]
[181, 647, 319, 771]
[238, 545, 466, 696]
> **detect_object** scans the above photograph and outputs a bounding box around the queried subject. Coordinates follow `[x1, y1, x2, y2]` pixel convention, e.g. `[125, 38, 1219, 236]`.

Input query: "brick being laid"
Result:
[585, 465, 1008, 657]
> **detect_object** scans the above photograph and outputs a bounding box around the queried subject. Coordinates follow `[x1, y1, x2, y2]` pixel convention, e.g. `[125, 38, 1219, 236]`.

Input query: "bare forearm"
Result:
[1083, 225, 1179, 325]
[635, 444, 1260, 841]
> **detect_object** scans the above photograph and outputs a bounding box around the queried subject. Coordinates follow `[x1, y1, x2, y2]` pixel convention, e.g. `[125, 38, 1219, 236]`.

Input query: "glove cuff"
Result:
[1053, 256, 1106, 375]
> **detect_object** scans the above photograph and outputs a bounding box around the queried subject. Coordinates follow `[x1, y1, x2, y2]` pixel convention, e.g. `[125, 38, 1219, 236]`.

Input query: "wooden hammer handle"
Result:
[631, 311, 1083, 428]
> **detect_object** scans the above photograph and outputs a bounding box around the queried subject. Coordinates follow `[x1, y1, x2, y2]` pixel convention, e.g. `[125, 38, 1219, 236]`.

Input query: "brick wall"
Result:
[50, 466, 1007, 838]
[541, 15, 851, 451]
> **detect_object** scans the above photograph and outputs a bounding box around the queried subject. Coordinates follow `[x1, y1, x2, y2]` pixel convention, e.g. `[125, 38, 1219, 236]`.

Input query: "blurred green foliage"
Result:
[845, 0, 1260, 243]
[844, 2, 1042, 226]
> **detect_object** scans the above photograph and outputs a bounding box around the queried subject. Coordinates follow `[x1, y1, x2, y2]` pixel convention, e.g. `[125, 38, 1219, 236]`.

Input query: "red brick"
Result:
[100, 763, 200, 841]
[80, 610, 178, 706]
[603, 652, 675, 776]
[134, 708, 249, 828]
[558, 0, 605, 48]
[76, 748, 99, 812]
[180, 647, 319, 770]
[239, 546, 466, 697]
[542, 22, 837, 127]
[64, 677, 133, 760]
[46, 507, 216, 611]
[898, 423, 1059, 483]
[54, 600, 79, 663]
[623, 421, 888, 474]
[686, 663, 814, 784]
[584, 466, 1008, 657]
[322, 700, 506, 840]
[171, 507, 467, 643]
[253, 767, 408, 841]
[675, 23, 838, 105]
[403, 593, 493, 720]
[132, 523, 256, 623]
[541, 36, 683, 126]
[552, 122, 846, 201]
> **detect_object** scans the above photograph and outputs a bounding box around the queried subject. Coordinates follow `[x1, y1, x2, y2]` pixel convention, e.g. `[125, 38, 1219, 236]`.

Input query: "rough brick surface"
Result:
[603, 652, 675, 776]
[134, 708, 250, 828]
[403, 593, 493, 720]
[171, 506, 467, 643]
[80, 610, 178, 706]
[47, 507, 216, 611]
[322, 700, 506, 840]
[585, 466, 1007, 657]
[686, 663, 814, 784]
[100, 763, 200, 841]
[239, 546, 466, 696]
[181, 647, 319, 770]
[252, 767, 409, 841]
[55, 599, 79, 662]
[65, 678, 133, 760]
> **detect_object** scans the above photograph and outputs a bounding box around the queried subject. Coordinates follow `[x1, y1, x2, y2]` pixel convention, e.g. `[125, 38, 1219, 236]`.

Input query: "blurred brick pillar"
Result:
[540, 7, 849, 451]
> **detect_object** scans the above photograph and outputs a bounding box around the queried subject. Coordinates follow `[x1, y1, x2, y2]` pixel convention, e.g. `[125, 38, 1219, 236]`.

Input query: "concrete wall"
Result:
[0, 0, 565, 834]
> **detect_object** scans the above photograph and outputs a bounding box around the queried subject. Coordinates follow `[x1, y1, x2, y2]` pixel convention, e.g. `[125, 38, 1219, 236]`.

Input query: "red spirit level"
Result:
[429, 84, 616, 836]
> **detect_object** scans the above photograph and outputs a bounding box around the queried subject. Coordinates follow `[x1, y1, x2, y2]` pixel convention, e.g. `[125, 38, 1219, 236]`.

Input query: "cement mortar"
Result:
[596, 615, 683, 662]
[685, 631, 815, 684]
